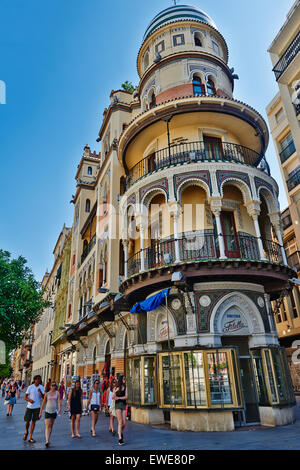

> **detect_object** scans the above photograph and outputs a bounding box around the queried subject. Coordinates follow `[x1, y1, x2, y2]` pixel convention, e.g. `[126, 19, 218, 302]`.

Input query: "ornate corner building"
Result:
[52, 4, 296, 431]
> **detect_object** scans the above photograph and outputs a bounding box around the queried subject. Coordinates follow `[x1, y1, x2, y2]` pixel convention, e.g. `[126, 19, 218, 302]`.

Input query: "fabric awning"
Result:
[130, 288, 170, 313]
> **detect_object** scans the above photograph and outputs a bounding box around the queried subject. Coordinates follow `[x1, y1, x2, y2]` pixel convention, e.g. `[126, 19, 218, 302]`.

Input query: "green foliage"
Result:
[0, 250, 49, 352]
[121, 81, 135, 93]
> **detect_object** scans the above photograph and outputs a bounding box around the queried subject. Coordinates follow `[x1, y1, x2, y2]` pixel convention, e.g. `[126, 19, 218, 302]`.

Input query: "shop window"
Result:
[207, 351, 233, 404]
[161, 354, 183, 406]
[144, 357, 155, 404]
[133, 358, 141, 404]
[264, 349, 279, 403]
[251, 351, 269, 406]
[184, 352, 207, 407]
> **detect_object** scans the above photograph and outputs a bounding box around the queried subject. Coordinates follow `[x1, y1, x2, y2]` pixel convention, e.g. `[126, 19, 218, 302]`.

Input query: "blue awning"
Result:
[130, 288, 170, 313]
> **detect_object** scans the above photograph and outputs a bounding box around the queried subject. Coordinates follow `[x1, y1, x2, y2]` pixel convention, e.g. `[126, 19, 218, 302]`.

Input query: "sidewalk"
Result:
[1, 393, 300, 450]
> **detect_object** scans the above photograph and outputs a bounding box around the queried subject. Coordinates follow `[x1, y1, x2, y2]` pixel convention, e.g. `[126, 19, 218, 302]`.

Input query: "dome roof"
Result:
[143, 4, 217, 40]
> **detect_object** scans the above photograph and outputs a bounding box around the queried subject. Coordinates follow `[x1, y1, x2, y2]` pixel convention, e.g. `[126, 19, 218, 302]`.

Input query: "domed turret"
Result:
[143, 4, 217, 40]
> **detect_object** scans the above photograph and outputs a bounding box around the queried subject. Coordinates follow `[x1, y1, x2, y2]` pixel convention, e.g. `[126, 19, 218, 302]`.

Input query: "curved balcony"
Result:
[125, 141, 269, 190]
[127, 231, 283, 277]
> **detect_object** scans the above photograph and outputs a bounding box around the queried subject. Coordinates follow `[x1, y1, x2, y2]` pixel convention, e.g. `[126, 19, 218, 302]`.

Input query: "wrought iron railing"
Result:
[81, 234, 96, 265]
[273, 29, 300, 80]
[287, 167, 300, 192]
[280, 140, 296, 164]
[125, 141, 269, 189]
[127, 232, 283, 276]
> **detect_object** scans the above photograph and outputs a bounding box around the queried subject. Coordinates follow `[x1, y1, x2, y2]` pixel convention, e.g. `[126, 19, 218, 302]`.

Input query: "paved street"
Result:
[1, 392, 300, 450]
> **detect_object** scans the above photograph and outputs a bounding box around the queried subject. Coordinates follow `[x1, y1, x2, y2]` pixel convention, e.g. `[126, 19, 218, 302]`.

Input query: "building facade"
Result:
[266, 1, 300, 390]
[32, 225, 71, 384]
[56, 4, 296, 431]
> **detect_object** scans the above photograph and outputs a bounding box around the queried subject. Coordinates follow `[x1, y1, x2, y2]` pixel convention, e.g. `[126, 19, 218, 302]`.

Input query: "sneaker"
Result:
[119, 438, 124, 446]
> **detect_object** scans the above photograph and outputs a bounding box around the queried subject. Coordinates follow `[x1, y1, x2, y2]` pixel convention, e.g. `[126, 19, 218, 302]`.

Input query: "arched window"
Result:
[87, 166, 92, 175]
[207, 78, 216, 96]
[149, 91, 156, 109]
[85, 199, 90, 212]
[194, 32, 202, 47]
[193, 75, 205, 96]
[144, 52, 149, 71]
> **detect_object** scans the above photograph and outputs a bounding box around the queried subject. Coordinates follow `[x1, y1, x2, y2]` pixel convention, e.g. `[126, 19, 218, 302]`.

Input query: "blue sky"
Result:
[0, 0, 295, 281]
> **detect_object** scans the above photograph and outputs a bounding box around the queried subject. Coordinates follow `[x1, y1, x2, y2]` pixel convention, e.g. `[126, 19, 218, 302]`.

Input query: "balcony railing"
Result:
[280, 140, 296, 164]
[81, 234, 96, 265]
[287, 167, 300, 192]
[127, 232, 283, 277]
[273, 29, 300, 80]
[125, 141, 269, 190]
[287, 251, 300, 271]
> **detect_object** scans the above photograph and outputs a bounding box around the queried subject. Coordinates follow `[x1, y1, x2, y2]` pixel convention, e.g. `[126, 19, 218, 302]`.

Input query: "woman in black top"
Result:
[68, 380, 83, 438]
[112, 375, 127, 446]
[7, 384, 17, 416]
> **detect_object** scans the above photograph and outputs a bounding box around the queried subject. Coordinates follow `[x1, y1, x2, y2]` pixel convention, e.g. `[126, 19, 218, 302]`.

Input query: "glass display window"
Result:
[183, 351, 207, 407]
[206, 351, 233, 405]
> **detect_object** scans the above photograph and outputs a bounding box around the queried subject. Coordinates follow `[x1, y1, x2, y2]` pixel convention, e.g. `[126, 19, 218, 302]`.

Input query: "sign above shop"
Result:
[221, 308, 249, 335]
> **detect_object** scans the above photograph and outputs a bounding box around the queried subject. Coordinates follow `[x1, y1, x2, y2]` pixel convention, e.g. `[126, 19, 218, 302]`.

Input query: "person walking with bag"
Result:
[39, 382, 61, 447]
[6, 382, 17, 416]
[23, 375, 44, 443]
[107, 378, 116, 435]
[68, 380, 83, 438]
[113, 375, 127, 446]
[87, 379, 101, 437]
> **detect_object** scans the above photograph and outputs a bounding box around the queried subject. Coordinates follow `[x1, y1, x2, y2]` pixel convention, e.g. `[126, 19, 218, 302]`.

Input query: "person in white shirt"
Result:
[23, 375, 44, 443]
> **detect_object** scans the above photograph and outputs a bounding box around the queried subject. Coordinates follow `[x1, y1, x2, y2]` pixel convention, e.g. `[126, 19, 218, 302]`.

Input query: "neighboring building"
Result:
[51, 229, 72, 383]
[31, 225, 71, 384]
[266, 1, 300, 389]
[59, 4, 296, 431]
[12, 326, 34, 385]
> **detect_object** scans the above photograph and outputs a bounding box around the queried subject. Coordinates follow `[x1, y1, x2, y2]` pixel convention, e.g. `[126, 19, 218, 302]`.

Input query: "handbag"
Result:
[4, 394, 9, 405]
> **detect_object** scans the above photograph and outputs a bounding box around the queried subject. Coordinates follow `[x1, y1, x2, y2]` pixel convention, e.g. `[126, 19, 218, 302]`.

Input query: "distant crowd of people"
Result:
[1, 375, 128, 447]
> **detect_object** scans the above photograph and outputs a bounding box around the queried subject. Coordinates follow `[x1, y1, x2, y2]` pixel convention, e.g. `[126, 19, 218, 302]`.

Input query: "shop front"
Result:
[126, 285, 296, 431]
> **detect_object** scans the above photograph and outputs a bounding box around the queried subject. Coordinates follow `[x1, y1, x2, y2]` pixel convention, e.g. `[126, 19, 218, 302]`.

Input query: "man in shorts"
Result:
[23, 375, 44, 443]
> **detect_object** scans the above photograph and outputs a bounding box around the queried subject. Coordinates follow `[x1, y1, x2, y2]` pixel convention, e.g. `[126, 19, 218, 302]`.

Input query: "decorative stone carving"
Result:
[257, 296, 265, 308]
[199, 295, 211, 307]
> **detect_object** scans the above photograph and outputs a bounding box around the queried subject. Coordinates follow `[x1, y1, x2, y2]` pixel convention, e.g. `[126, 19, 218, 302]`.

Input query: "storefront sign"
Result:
[221, 309, 249, 335]
[157, 312, 174, 342]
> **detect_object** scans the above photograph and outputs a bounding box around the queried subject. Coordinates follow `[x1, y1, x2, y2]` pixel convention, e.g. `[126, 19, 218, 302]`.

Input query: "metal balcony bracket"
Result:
[97, 318, 115, 338]
[116, 312, 135, 331]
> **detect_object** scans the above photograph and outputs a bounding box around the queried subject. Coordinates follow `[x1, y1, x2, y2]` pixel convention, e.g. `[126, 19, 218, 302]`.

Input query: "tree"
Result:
[121, 81, 135, 93]
[0, 250, 49, 352]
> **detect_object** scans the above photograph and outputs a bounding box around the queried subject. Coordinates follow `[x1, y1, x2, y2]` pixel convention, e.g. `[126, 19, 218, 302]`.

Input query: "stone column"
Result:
[140, 227, 145, 271]
[252, 214, 268, 261]
[122, 240, 129, 279]
[211, 209, 227, 259]
[273, 221, 288, 266]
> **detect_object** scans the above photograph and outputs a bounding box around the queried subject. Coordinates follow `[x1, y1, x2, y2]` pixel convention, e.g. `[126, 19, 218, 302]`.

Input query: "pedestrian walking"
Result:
[1, 381, 6, 398]
[68, 380, 83, 438]
[58, 381, 65, 401]
[113, 375, 127, 446]
[107, 378, 116, 435]
[17, 381, 22, 399]
[23, 375, 44, 443]
[45, 378, 51, 393]
[6, 382, 17, 416]
[39, 382, 61, 447]
[87, 379, 101, 437]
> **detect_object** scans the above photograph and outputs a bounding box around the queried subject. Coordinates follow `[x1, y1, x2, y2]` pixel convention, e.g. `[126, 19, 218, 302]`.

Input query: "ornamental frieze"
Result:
[173, 170, 211, 198]
[216, 170, 251, 195]
[139, 178, 169, 202]
[254, 176, 275, 196]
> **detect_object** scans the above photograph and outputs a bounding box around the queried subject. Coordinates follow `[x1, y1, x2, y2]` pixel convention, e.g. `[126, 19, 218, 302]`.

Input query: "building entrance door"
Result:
[222, 336, 260, 425]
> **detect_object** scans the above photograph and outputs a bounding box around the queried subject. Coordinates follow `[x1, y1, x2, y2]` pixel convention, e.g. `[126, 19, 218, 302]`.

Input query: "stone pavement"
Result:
[1, 392, 300, 450]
